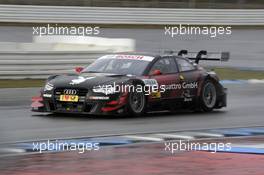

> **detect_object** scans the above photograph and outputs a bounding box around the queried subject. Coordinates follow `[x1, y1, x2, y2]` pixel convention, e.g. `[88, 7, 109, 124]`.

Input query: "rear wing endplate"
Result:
[177, 50, 230, 64]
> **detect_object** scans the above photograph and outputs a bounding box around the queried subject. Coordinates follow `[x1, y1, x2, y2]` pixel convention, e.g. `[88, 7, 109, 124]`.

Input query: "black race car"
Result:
[31, 50, 229, 116]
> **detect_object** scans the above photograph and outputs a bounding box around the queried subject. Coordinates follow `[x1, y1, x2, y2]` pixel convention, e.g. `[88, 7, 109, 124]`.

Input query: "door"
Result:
[176, 58, 200, 101]
[148, 57, 182, 100]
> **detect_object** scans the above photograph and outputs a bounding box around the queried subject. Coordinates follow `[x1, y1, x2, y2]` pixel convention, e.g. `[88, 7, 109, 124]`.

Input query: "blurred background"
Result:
[0, 0, 264, 80]
[0, 2, 264, 174]
[1, 0, 264, 9]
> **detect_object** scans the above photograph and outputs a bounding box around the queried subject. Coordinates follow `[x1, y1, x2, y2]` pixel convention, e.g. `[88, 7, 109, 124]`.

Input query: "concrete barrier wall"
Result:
[33, 36, 135, 52]
[0, 5, 264, 25]
[0, 51, 106, 79]
[0, 35, 135, 79]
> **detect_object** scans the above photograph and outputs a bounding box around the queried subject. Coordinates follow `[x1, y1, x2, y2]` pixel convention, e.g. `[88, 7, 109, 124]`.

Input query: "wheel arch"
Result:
[197, 74, 221, 97]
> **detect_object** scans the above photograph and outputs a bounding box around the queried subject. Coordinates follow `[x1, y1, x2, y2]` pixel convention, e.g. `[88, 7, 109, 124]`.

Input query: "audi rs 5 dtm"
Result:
[31, 50, 229, 116]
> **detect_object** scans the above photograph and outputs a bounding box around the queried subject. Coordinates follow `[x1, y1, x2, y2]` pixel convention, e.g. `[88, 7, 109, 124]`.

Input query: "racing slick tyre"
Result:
[199, 80, 217, 112]
[127, 90, 147, 116]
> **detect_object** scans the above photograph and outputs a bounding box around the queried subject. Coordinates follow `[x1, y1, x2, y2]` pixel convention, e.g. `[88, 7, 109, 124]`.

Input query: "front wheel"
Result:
[199, 80, 217, 112]
[127, 90, 146, 116]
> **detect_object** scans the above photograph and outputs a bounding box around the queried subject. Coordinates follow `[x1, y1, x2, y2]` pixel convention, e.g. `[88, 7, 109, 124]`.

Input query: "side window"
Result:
[177, 58, 195, 72]
[150, 57, 178, 74]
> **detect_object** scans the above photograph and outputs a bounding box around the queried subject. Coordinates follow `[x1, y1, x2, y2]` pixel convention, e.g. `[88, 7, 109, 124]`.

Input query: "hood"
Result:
[48, 73, 133, 89]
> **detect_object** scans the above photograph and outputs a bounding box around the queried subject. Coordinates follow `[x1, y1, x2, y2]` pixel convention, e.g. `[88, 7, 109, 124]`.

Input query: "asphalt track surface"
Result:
[1, 26, 264, 70]
[0, 83, 264, 144]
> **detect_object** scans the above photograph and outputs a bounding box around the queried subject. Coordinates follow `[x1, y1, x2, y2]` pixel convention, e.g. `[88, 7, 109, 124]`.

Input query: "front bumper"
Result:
[31, 89, 127, 115]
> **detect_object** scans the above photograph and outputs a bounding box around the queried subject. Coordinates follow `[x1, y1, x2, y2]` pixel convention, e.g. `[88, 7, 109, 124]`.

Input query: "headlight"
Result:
[92, 85, 116, 95]
[44, 82, 54, 91]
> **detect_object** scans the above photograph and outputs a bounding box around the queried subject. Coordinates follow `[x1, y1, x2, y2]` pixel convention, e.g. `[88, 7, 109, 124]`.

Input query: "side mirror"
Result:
[150, 69, 162, 76]
[75, 67, 84, 74]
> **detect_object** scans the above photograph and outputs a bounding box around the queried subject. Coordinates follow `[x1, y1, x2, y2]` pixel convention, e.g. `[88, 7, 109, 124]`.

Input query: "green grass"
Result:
[0, 68, 264, 88]
[209, 67, 264, 80]
[0, 79, 45, 88]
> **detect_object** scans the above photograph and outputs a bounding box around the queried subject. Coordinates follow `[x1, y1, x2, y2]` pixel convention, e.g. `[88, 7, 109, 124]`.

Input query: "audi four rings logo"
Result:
[64, 89, 77, 95]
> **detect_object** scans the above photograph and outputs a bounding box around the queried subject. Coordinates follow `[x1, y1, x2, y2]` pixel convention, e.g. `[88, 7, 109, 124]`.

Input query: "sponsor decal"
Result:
[44, 83, 54, 91]
[182, 90, 193, 102]
[182, 82, 198, 89]
[179, 75, 185, 80]
[70, 76, 94, 85]
[150, 91, 161, 98]
[92, 85, 116, 95]
[59, 95, 79, 102]
[99, 55, 154, 62]
[89, 96, 110, 100]
[161, 82, 198, 90]
[142, 79, 158, 86]
[207, 71, 216, 75]
[43, 94, 52, 98]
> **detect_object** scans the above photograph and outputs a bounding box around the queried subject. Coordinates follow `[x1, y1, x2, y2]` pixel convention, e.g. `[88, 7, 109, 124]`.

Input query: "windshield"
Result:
[82, 55, 153, 76]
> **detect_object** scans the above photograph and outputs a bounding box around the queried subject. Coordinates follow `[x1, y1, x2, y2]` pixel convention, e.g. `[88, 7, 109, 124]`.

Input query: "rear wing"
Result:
[177, 50, 230, 64]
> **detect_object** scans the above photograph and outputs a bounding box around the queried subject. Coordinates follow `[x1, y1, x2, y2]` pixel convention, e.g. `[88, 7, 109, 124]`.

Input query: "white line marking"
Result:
[231, 144, 264, 149]
[182, 132, 223, 138]
[248, 79, 264, 84]
[155, 134, 194, 140]
[0, 148, 26, 153]
[122, 135, 163, 142]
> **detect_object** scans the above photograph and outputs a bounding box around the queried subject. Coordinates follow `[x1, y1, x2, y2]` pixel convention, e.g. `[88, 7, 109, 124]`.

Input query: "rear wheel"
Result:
[199, 80, 217, 112]
[127, 90, 146, 116]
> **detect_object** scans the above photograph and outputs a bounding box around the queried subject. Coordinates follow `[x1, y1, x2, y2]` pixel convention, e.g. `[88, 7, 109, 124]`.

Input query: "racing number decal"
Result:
[151, 91, 161, 98]
[142, 79, 161, 99]
[59, 95, 79, 102]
